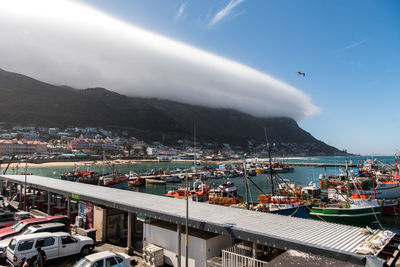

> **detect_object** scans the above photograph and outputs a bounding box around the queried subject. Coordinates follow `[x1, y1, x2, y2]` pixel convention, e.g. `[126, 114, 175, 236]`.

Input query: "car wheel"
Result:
[81, 245, 91, 256]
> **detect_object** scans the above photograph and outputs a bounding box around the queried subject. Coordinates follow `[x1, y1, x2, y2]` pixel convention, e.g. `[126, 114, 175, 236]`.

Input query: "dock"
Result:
[284, 162, 359, 168]
[0, 175, 392, 266]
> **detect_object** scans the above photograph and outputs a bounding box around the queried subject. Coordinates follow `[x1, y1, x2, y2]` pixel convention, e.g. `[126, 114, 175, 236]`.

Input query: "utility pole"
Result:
[24, 161, 27, 211]
[185, 123, 195, 267]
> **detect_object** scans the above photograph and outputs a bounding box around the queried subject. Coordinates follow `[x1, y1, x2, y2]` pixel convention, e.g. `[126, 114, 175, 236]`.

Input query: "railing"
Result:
[222, 244, 268, 267]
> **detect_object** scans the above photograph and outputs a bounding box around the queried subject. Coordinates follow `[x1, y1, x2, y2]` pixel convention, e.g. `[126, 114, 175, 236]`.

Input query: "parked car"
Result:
[0, 215, 69, 240]
[6, 232, 94, 266]
[0, 211, 32, 228]
[73, 251, 131, 267]
[0, 222, 69, 255]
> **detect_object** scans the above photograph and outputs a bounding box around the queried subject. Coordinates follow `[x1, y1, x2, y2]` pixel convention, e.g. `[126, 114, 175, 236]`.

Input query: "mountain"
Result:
[0, 68, 346, 155]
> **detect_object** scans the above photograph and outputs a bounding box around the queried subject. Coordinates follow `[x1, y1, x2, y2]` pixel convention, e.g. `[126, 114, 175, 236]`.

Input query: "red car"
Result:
[0, 215, 69, 241]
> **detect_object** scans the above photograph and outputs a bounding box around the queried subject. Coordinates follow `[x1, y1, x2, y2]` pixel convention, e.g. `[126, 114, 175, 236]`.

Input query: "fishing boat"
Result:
[243, 136, 311, 219]
[161, 176, 181, 183]
[129, 177, 145, 186]
[61, 169, 128, 189]
[352, 156, 400, 200]
[209, 181, 242, 206]
[310, 162, 382, 224]
[61, 170, 98, 183]
[310, 197, 381, 224]
[255, 162, 294, 174]
[319, 172, 373, 190]
[146, 178, 167, 185]
[364, 178, 400, 199]
[97, 172, 129, 189]
[165, 180, 210, 202]
[255, 195, 311, 218]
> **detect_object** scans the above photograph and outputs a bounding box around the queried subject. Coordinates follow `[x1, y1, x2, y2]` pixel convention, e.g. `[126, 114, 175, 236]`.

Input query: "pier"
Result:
[284, 162, 359, 168]
[0, 174, 394, 266]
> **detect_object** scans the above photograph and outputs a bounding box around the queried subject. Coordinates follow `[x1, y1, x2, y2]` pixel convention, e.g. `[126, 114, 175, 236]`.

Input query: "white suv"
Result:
[6, 232, 94, 266]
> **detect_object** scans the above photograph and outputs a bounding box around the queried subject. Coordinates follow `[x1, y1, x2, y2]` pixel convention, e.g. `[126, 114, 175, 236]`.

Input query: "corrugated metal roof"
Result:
[0, 175, 383, 264]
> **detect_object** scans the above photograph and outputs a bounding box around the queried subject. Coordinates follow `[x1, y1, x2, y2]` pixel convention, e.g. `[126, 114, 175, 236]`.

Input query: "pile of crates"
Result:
[143, 244, 164, 267]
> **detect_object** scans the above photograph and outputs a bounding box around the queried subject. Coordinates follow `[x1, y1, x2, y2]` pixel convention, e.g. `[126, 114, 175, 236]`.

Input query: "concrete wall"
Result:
[143, 222, 231, 267]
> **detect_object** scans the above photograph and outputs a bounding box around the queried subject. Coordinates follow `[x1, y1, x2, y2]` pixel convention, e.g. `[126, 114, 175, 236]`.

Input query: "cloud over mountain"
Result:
[0, 0, 319, 119]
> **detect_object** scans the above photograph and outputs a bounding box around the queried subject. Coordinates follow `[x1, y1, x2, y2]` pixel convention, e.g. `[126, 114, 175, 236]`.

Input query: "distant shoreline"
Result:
[0, 154, 389, 170]
[0, 159, 241, 169]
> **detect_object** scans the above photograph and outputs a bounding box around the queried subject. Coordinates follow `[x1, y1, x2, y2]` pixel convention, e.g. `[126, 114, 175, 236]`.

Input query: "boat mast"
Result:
[265, 128, 274, 195]
[345, 159, 350, 208]
[243, 153, 250, 209]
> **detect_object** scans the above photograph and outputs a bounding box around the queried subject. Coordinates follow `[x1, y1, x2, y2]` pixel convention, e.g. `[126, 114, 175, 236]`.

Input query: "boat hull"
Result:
[310, 206, 381, 224]
[108, 177, 129, 189]
[129, 179, 145, 186]
[365, 183, 400, 199]
[270, 205, 310, 219]
[381, 200, 399, 215]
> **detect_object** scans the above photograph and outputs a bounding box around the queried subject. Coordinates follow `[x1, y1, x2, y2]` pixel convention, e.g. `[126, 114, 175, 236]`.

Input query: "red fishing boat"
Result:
[165, 180, 210, 202]
[129, 177, 145, 186]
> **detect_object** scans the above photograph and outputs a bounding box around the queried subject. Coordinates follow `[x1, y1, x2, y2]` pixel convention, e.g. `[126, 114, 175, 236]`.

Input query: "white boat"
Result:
[364, 180, 400, 199]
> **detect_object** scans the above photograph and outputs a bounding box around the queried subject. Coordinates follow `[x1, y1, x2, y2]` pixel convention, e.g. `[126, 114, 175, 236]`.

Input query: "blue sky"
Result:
[77, 0, 398, 154]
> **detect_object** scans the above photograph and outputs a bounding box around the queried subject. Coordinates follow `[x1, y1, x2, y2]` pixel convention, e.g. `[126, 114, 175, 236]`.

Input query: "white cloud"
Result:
[209, 0, 244, 27]
[0, 0, 319, 120]
[175, 1, 188, 21]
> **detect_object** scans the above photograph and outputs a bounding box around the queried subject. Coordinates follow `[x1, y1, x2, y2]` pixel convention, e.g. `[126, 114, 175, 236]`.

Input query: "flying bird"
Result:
[297, 72, 305, 77]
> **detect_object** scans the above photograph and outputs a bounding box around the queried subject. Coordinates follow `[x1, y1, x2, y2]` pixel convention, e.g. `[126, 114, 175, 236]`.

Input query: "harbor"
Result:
[0, 1, 397, 266]
[0, 174, 399, 266]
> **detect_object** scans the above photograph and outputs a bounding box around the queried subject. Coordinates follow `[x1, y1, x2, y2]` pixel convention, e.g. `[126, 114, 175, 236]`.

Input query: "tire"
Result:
[80, 245, 91, 256]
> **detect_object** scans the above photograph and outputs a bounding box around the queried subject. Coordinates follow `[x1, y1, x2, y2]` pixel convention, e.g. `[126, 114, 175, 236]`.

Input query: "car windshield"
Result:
[20, 229, 32, 235]
[11, 222, 26, 232]
[72, 258, 91, 267]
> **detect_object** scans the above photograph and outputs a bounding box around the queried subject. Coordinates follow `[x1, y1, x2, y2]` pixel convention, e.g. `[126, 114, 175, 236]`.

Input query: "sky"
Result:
[0, 0, 399, 155]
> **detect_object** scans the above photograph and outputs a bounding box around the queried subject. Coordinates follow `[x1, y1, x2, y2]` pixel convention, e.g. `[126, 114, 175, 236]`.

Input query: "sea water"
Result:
[4, 155, 399, 230]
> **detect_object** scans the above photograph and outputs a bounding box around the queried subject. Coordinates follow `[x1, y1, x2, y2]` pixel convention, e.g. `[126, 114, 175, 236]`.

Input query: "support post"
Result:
[252, 242, 257, 258]
[19, 184, 22, 204]
[32, 194, 35, 210]
[177, 224, 181, 267]
[67, 196, 71, 220]
[47, 192, 51, 215]
[133, 213, 137, 234]
[126, 212, 133, 255]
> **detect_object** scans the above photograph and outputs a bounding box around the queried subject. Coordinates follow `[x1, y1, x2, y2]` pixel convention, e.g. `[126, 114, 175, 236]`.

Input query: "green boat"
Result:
[310, 200, 382, 224]
[311, 160, 381, 225]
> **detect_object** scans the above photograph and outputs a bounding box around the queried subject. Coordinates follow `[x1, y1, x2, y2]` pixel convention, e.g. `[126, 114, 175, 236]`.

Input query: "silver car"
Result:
[73, 251, 131, 267]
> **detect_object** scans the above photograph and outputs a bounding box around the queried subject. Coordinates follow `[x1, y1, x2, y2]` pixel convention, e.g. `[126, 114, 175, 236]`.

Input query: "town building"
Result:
[48, 128, 58, 135]
[0, 139, 47, 155]
[68, 138, 117, 151]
